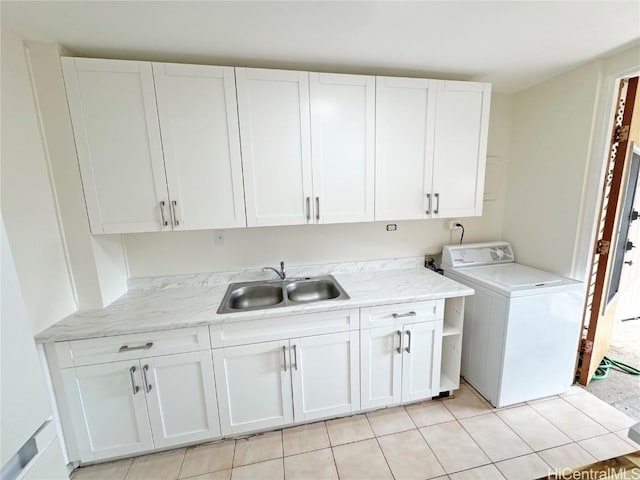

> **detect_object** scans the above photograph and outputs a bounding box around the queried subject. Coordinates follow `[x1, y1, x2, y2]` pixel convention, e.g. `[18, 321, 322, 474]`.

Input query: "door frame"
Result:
[576, 76, 639, 385]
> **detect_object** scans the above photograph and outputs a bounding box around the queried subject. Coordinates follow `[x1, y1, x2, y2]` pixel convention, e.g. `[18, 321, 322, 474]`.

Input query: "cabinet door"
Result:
[309, 73, 375, 223]
[142, 351, 220, 448]
[236, 68, 312, 226]
[401, 321, 443, 402]
[61, 361, 153, 461]
[153, 63, 246, 230]
[375, 77, 436, 221]
[213, 340, 293, 434]
[291, 331, 360, 422]
[61, 58, 169, 234]
[432, 81, 491, 218]
[360, 327, 402, 409]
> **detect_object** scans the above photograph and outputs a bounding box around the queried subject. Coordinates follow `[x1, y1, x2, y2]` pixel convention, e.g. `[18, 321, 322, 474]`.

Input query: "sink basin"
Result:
[286, 279, 341, 303]
[217, 275, 349, 314]
[227, 284, 284, 310]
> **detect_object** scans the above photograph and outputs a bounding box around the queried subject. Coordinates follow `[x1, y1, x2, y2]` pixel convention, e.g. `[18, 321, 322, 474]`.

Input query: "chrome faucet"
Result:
[262, 261, 286, 280]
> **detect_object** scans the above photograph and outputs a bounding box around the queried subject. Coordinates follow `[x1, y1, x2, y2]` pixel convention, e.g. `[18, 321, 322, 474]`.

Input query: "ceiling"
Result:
[2, 1, 639, 92]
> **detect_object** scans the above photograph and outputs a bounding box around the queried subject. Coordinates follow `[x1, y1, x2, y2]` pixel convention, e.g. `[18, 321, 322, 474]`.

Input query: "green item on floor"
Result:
[592, 356, 640, 380]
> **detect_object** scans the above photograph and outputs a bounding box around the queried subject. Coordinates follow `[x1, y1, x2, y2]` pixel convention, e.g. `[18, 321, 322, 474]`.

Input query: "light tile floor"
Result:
[71, 384, 639, 480]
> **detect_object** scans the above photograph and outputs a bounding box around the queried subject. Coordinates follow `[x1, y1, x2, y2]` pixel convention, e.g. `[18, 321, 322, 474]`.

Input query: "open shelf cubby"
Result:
[440, 296, 464, 393]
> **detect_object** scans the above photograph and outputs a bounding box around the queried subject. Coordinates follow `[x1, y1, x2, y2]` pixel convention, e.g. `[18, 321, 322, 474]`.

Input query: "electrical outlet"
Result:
[449, 221, 460, 231]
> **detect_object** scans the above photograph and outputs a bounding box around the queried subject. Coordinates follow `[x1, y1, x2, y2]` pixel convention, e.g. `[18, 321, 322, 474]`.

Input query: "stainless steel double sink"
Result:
[217, 275, 350, 314]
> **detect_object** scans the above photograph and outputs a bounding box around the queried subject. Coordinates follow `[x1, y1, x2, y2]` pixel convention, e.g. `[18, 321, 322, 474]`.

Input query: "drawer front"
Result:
[66, 327, 210, 367]
[210, 309, 359, 348]
[361, 300, 444, 329]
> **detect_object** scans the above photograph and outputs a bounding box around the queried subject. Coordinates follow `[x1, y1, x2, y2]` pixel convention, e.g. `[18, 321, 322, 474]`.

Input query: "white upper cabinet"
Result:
[375, 77, 491, 220]
[62, 58, 169, 234]
[63, 58, 247, 234]
[236, 68, 313, 227]
[432, 81, 491, 218]
[375, 77, 436, 221]
[153, 63, 246, 230]
[309, 73, 375, 223]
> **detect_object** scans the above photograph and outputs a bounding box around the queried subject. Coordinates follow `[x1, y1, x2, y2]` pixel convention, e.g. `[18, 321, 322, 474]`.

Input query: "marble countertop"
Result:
[36, 258, 474, 343]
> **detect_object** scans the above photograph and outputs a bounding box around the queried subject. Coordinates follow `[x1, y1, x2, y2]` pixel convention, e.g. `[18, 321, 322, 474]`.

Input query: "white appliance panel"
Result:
[442, 241, 585, 407]
[1, 219, 52, 466]
[499, 290, 583, 406]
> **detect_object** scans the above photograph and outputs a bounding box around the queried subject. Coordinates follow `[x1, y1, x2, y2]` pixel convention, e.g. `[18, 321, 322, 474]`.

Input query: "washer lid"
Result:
[468, 263, 563, 288]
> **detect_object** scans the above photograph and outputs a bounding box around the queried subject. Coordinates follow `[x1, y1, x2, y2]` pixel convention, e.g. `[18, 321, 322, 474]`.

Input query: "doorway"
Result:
[576, 76, 640, 419]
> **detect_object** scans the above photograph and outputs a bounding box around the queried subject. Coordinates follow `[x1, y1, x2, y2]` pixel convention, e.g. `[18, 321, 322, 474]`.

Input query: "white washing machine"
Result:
[441, 242, 585, 407]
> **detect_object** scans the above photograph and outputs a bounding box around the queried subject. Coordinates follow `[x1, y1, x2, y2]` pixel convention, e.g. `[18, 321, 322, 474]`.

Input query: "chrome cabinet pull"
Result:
[392, 311, 416, 319]
[426, 193, 431, 215]
[119, 342, 153, 353]
[159, 201, 168, 226]
[306, 197, 311, 221]
[142, 365, 152, 393]
[293, 344, 298, 370]
[282, 346, 287, 372]
[405, 330, 412, 354]
[129, 366, 140, 395]
[396, 330, 402, 354]
[434, 193, 440, 214]
[315, 197, 320, 221]
[171, 200, 179, 226]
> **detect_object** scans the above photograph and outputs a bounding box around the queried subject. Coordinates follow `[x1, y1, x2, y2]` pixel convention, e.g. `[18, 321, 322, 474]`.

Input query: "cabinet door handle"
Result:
[392, 311, 416, 319]
[282, 346, 287, 372]
[119, 342, 153, 353]
[425, 193, 431, 215]
[293, 344, 298, 370]
[396, 330, 402, 354]
[159, 201, 168, 226]
[171, 200, 180, 226]
[142, 364, 152, 393]
[434, 193, 440, 214]
[129, 366, 140, 395]
[305, 197, 311, 221]
[405, 330, 412, 354]
[315, 197, 320, 221]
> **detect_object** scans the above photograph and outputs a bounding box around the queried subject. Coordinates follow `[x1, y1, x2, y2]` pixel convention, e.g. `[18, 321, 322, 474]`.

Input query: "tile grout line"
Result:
[528, 397, 609, 442]
[364, 410, 396, 479]
[176, 446, 188, 479]
[561, 393, 638, 433]
[414, 421, 449, 478]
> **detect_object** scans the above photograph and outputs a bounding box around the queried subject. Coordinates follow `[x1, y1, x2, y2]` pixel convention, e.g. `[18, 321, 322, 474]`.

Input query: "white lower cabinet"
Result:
[143, 351, 220, 448]
[60, 351, 219, 461]
[214, 331, 360, 435]
[360, 300, 445, 409]
[361, 321, 443, 409]
[62, 360, 154, 461]
[50, 300, 458, 463]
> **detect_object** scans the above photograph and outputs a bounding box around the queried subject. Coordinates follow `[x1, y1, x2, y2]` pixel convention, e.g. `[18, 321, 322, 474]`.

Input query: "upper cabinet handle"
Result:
[159, 201, 168, 226]
[434, 193, 440, 214]
[392, 311, 416, 318]
[315, 197, 320, 221]
[426, 193, 431, 215]
[119, 342, 153, 353]
[171, 200, 179, 226]
[306, 197, 311, 221]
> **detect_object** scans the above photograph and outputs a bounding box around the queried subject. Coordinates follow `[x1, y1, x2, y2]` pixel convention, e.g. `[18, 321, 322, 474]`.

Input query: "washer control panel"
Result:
[441, 242, 514, 268]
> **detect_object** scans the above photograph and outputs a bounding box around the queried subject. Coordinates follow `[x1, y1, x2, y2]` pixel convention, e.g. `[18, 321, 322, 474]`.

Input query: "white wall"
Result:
[503, 60, 602, 278]
[25, 41, 128, 309]
[0, 28, 77, 333]
[504, 43, 640, 280]
[124, 93, 513, 278]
